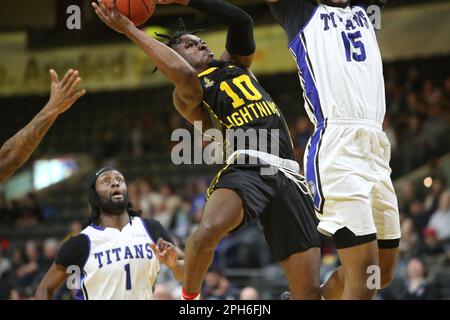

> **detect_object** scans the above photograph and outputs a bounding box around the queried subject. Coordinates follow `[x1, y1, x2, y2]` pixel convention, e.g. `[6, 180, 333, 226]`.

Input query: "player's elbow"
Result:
[234, 11, 254, 31]
[188, 224, 224, 252]
[0, 153, 22, 183]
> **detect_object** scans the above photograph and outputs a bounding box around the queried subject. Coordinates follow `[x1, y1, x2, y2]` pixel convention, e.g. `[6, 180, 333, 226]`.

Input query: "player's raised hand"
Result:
[46, 69, 86, 115]
[150, 238, 178, 269]
[92, 0, 133, 34]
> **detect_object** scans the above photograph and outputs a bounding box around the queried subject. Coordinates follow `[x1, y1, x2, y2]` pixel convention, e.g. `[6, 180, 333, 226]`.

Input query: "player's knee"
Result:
[190, 224, 225, 250]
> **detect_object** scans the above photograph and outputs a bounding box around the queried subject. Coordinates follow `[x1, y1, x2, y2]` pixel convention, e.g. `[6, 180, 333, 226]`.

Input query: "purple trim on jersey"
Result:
[81, 233, 91, 269]
[288, 5, 319, 50]
[306, 125, 325, 212]
[90, 223, 105, 231]
[75, 273, 86, 300]
[75, 234, 90, 300]
[140, 218, 156, 244]
[289, 35, 325, 127]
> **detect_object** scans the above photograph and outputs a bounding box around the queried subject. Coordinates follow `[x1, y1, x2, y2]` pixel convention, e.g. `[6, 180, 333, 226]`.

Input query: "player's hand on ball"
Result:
[46, 69, 86, 115]
[92, 0, 133, 34]
[150, 238, 178, 269]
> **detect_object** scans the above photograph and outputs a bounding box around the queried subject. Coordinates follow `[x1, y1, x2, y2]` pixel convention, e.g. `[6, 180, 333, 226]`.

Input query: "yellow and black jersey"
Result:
[198, 61, 295, 161]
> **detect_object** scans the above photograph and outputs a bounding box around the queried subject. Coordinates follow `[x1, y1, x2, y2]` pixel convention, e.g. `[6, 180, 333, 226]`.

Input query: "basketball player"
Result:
[267, 0, 400, 299]
[92, 0, 321, 300]
[35, 167, 184, 300]
[0, 69, 85, 183]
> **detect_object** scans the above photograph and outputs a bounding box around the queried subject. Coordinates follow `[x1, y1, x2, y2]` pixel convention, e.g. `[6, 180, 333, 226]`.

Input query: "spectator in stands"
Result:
[202, 268, 235, 300]
[152, 184, 180, 229]
[9, 289, 22, 300]
[399, 218, 419, 259]
[423, 176, 445, 213]
[239, 286, 260, 300]
[399, 182, 416, 217]
[137, 179, 154, 218]
[10, 247, 25, 272]
[171, 199, 192, 240]
[414, 228, 445, 258]
[408, 199, 430, 234]
[427, 190, 450, 249]
[398, 258, 437, 300]
[42, 238, 59, 271]
[15, 241, 44, 293]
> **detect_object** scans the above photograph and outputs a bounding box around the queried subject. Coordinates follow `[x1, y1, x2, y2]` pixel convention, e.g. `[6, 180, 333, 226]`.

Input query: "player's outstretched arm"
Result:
[92, 0, 203, 124]
[35, 263, 70, 300]
[159, 0, 255, 68]
[0, 69, 85, 183]
[151, 238, 184, 281]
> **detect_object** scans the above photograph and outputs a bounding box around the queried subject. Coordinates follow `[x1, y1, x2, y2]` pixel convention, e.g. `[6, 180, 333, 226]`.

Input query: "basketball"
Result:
[103, 0, 156, 26]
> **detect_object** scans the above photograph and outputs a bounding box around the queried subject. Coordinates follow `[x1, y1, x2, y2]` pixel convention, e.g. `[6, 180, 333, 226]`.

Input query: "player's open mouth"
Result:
[112, 191, 123, 200]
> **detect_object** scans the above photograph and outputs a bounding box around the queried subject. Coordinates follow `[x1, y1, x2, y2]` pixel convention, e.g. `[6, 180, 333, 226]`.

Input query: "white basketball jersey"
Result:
[78, 217, 160, 300]
[288, 4, 385, 128]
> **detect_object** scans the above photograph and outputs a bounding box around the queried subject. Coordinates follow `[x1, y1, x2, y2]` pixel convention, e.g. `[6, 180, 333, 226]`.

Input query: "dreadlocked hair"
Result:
[155, 30, 203, 49]
[152, 18, 203, 73]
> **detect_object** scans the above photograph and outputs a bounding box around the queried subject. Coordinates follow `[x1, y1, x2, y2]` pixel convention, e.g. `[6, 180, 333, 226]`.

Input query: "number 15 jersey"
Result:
[277, 2, 386, 128]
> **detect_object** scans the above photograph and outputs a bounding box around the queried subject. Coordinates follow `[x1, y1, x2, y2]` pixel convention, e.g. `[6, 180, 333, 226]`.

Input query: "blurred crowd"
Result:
[381, 178, 450, 300]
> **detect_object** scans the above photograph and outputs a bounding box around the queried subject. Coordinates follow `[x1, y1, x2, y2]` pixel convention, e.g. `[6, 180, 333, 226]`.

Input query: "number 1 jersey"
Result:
[54, 217, 174, 300]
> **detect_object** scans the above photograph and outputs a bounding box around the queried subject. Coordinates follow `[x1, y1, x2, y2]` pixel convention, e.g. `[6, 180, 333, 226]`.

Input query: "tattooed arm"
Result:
[0, 69, 86, 183]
